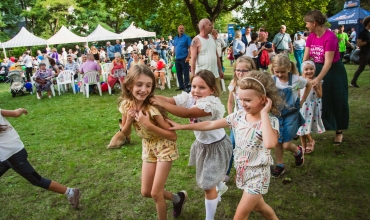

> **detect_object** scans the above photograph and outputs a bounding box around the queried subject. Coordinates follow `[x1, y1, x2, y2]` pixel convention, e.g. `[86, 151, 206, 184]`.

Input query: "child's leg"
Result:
[282, 141, 299, 154]
[160, 72, 166, 87]
[300, 135, 307, 151]
[234, 192, 278, 220]
[253, 195, 278, 220]
[306, 133, 313, 143]
[141, 161, 174, 220]
[154, 72, 159, 87]
[205, 187, 218, 220]
[275, 143, 284, 164]
[4, 148, 80, 208]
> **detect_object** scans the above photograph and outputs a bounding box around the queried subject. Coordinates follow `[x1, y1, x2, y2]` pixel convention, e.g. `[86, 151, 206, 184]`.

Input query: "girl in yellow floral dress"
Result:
[118, 65, 187, 220]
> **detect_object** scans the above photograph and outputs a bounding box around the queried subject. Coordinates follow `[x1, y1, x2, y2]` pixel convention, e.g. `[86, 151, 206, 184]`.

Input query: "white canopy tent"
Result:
[2, 27, 47, 48]
[47, 26, 87, 45]
[121, 22, 156, 39]
[86, 24, 122, 42]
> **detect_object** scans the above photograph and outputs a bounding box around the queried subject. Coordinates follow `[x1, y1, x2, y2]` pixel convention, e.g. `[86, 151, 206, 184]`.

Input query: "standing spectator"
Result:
[106, 42, 115, 62]
[293, 32, 306, 74]
[114, 40, 122, 55]
[90, 46, 100, 63]
[167, 35, 174, 51]
[75, 45, 81, 63]
[126, 44, 134, 54]
[350, 16, 370, 88]
[159, 37, 168, 64]
[211, 29, 226, 70]
[142, 41, 148, 59]
[173, 24, 192, 91]
[228, 34, 233, 45]
[61, 48, 67, 66]
[137, 41, 143, 54]
[241, 26, 252, 48]
[83, 44, 90, 55]
[51, 48, 59, 64]
[68, 49, 76, 61]
[64, 54, 79, 79]
[272, 25, 293, 55]
[349, 27, 357, 45]
[303, 9, 349, 145]
[99, 48, 106, 63]
[190, 18, 223, 93]
[232, 30, 245, 61]
[337, 25, 353, 60]
[23, 51, 33, 82]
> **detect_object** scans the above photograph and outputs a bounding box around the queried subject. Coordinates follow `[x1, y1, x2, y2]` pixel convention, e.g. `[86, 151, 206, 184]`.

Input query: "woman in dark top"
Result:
[350, 16, 370, 88]
[257, 31, 273, 71]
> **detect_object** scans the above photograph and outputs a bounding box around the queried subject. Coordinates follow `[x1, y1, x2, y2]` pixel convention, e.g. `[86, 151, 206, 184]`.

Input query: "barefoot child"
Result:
[151, 70, 232, 220]
[270, 54, 312, 178]
[167, 71, 281, 220]
[118, 65, 186, 220]
[225, 56, 257, 182]
[0, 108, 81, 209]
[296, 60, 325, 153]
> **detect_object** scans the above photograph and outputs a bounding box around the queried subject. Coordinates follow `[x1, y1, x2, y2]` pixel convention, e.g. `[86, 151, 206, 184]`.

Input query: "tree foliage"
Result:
[234, 0, 331, 36]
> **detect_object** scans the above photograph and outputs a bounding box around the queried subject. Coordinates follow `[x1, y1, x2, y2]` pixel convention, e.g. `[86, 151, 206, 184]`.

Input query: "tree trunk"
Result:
[183, 0, 200, 34]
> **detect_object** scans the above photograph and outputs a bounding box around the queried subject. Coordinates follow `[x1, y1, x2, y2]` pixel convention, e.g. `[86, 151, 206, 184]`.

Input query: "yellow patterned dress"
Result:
[119, 100, 178, 162]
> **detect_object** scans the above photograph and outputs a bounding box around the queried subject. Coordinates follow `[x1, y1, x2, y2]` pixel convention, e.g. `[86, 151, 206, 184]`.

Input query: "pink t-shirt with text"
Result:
[306, 30, 340, 64]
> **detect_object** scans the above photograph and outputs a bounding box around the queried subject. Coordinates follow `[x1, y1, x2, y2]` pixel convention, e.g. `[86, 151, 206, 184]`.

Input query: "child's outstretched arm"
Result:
[260, 98, 278, 149]
[151, 97, 211, 118]
[136, 110, 177, 141]
[314, 81, 323, 98]
[227, 89, 235, 115]
[153, 95, 176, 105]
[167, 118, 228, 131]
[300, 80, 312, 107]
[1, 108, 28, 118]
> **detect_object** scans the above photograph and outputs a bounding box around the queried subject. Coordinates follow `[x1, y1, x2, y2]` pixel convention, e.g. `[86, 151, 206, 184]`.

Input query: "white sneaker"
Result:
[217, 185, 228, 198]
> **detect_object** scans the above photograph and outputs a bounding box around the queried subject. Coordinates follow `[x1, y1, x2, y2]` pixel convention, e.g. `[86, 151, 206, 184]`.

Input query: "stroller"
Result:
[8, 70, 31, 97]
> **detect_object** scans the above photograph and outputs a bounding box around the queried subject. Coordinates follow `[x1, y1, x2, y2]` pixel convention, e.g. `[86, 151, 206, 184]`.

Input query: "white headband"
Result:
[302, 60, 315, 70]
[242, 77, 266, 96]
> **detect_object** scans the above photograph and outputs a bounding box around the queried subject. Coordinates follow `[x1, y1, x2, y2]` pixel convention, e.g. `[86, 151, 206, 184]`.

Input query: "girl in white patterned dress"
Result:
[297, 61, 325, 153]
[151, 70, 232, 220]
[168, 71, 282, 220]
[225, 56, 257, 183]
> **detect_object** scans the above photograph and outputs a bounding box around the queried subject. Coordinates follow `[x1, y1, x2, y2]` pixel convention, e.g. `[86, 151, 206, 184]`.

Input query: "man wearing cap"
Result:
[293, 32, 306, 74]
[272, 25, 293, 55]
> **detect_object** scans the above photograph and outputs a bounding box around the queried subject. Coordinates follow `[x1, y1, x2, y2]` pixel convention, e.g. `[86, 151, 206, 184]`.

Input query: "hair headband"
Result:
[302, 60, 315, 69]
[242, 77, 266, 96]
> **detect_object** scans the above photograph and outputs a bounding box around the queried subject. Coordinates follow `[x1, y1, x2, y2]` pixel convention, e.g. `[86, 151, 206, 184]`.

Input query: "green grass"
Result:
[0, 61, 369, 220]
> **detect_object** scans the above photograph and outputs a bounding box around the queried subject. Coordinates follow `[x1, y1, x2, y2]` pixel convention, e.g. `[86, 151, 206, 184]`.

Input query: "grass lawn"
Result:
[0, 60, 369, 220]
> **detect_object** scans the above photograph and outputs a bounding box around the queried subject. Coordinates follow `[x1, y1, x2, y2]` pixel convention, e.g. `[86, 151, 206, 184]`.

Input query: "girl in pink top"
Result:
[303, 10, 349, 145]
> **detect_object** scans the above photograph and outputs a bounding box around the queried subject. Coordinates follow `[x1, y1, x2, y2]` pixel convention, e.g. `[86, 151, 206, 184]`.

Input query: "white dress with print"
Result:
[226, 110, 279, 195]
[297, 85, 326, 135]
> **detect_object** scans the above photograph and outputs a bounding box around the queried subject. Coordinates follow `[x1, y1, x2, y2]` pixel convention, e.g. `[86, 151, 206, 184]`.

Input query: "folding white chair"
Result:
[82, 71, 102, 98]
[56, 70, 76, 95]
[101, 63, 110, 82]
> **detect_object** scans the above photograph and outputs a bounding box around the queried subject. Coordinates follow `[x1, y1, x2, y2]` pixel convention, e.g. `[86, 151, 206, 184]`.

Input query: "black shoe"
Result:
[272, 165, 285, 178]
[111, 89, 115, 94]
[175, 88, 184, 91]
[173, 190, 188, 218]
[350, 83, 359, 88]
[294, 146, 304, 167]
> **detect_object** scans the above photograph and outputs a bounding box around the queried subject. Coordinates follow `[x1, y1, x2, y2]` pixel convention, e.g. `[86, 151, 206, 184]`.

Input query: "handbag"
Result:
[35, 77, 47, 85]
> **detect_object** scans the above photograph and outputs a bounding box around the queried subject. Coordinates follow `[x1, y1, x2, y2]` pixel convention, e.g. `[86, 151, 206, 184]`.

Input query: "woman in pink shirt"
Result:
[303, 10, 349, 145]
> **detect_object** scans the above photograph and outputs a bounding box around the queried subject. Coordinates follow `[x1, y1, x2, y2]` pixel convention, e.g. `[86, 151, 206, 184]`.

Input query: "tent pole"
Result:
[2, 44, 6, 59]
